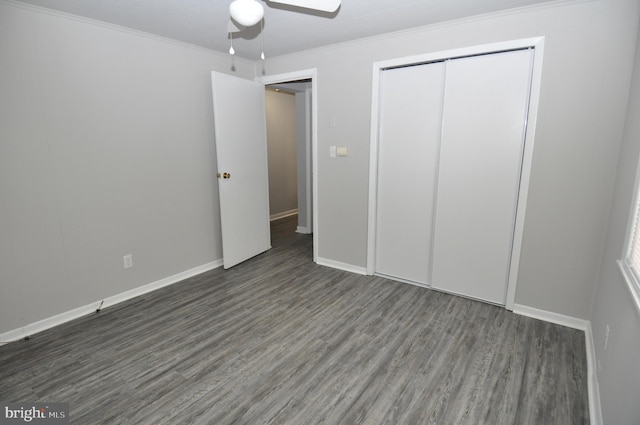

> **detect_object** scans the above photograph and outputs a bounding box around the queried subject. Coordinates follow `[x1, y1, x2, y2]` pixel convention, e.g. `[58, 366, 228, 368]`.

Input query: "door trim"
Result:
[367, 38, 545, 311]
[258, 69, 318, 262]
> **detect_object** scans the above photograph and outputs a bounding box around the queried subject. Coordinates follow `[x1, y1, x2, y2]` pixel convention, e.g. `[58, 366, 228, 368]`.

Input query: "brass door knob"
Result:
[223, 172, 231, 179]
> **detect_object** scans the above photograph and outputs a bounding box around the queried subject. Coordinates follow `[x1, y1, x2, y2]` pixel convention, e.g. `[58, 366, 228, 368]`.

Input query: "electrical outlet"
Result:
[604, 324, 610, 350]
[123, 254, 133, 269]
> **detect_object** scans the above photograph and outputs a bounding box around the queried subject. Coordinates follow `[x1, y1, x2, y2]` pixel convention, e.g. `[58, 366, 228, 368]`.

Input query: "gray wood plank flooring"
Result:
[0, 215, 589, 424]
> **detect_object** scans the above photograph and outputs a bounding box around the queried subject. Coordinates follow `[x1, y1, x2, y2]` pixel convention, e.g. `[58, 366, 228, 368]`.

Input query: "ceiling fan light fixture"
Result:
[229, 0, 264, 27]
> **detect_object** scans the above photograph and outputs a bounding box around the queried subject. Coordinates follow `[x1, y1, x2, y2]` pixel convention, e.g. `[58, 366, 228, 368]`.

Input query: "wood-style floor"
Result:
[0, 215, 589, 424]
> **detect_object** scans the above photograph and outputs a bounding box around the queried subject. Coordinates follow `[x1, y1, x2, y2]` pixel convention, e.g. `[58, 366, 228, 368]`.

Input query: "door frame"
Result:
[366, 38, 545, 311]
[258, 69, 318, 262]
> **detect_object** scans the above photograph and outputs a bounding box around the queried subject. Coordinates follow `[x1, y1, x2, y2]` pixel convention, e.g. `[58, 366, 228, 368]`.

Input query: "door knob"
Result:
[223, 172, 231, 179]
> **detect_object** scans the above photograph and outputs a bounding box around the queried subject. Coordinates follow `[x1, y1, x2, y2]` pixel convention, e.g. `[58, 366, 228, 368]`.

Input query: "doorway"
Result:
[265, 80, 312, 234]
[259, 70, 318, 262]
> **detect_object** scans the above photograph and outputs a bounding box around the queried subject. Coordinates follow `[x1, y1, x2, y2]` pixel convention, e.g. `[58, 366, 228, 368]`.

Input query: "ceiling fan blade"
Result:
[267, 0, 340, 13]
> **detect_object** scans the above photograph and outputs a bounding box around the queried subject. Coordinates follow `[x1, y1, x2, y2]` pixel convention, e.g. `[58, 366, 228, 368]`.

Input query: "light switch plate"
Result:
[330, 146, 337, 157]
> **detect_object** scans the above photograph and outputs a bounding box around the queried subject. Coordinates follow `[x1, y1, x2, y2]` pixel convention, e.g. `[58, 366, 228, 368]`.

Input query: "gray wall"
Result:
[590, 18, 640, 425]
[259, 0, 640, 320]
[265, 89, 298, 217]
[0, 2, 254, 333]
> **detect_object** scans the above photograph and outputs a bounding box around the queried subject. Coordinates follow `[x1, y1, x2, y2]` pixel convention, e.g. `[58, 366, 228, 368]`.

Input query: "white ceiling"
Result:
[14, 0, 558, 59]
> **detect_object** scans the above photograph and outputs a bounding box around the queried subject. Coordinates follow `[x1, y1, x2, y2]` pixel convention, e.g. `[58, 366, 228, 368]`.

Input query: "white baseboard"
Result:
[296, 226, 311, 234]
[270, 209, 298, 221]
[585, 321, 603, 425]
[512, 303, 588, 330]
[0, 259, 223, 346]
[513, 303, 602, 425]
[316, 257, 367, 275]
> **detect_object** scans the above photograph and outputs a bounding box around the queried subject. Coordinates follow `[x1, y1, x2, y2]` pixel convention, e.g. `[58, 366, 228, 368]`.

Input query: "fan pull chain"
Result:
[229, 31, 235, 55]
[260, 19, 265, 60]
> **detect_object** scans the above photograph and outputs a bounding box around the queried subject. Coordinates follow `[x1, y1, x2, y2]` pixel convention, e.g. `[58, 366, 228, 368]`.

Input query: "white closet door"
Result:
[375, 62, 445, 284]
[432, 50, 533, 304]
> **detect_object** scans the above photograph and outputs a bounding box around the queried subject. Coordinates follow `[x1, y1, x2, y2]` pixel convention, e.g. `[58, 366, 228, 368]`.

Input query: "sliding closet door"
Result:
[375, 62, 445, 284]
[431, 50, 533, 304]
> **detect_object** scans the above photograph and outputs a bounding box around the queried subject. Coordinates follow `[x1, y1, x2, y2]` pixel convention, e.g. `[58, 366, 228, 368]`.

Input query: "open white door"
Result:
[211, 72, 271, 269]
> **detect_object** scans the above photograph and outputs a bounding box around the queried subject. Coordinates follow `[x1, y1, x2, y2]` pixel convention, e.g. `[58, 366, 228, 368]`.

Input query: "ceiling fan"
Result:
[227, 0, 340, 57]
[229, 0, 341, 28]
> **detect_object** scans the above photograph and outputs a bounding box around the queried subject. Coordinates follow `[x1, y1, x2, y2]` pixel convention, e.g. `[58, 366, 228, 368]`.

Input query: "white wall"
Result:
[590, 17, 640, 424]
[259, 0, 640, 319]
[295, 89, 312, 233]
[265, 89, 298, 217]
[0, 2, 254, 334]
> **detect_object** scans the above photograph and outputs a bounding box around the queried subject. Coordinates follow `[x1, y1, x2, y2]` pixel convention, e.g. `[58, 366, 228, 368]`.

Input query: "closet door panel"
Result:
[375, 62, 445, 284]
[432, 50, 533, 304]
